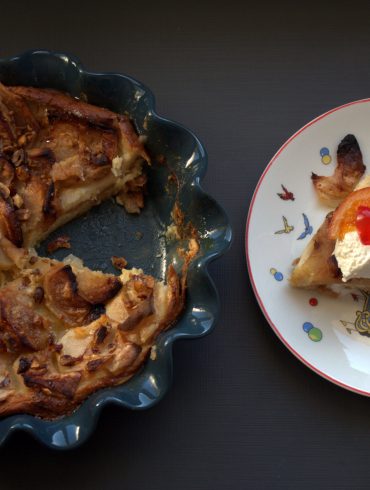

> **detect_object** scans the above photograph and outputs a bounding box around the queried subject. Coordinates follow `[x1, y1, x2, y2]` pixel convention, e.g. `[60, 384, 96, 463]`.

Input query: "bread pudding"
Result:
[290, 134, 370, 290]
[0, 83, 197, 418]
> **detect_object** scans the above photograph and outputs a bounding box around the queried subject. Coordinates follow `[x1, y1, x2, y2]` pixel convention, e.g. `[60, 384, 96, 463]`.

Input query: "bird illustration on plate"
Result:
[297, 213, 313, 240]
[275, 216, 294, 234]
[277, 184, 295, 201]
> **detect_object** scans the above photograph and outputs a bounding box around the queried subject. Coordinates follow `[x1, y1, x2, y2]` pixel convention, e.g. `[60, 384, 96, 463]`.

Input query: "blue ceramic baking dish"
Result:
[0, 50, 231, 449]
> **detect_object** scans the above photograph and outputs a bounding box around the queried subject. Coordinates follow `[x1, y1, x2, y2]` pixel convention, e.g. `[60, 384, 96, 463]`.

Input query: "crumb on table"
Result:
[47, 235, 71, 254]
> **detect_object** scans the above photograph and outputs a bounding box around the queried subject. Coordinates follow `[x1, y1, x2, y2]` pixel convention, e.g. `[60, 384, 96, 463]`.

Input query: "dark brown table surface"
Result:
[2, 0, 370, 488]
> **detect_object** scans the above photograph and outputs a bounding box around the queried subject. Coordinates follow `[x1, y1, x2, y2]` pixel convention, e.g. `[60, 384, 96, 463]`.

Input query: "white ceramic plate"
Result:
[246, 99, 370, 395]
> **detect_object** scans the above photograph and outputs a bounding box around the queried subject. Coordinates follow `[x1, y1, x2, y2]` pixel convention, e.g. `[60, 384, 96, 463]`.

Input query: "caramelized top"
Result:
[0, 83, 149, 249]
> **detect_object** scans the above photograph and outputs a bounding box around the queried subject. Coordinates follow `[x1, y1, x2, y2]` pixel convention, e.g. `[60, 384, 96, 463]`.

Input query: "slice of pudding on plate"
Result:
[290, 134, 370, 291]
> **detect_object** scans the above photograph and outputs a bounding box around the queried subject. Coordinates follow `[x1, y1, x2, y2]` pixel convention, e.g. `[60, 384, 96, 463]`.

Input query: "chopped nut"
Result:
[150, 345, 157, 361]
[11, 148, 26, 167]
[41, 388, 53, 396]
[111, 256, 128, 270]
[0, 193, 23, 246]
[62, 254, 84, 268]
[47, 235, 71, 254]
[30, 359, 47, 371]
[0, 183, 10, 199]
[59, 354, 82, 366]
[22, 371, 82, 399]
[12, 193, 23, 208]
[17, 134, 27, 146]
[86, 359, 104, 372]
[21, 276, 31, 287]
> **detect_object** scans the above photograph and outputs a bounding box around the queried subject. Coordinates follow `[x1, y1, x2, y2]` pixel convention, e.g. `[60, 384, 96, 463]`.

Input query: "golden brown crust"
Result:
[0, 260, 188, 418]
[290, 213, 342, 288]
[0, 82, 150, 252]
[0, 291, 50, 353]
[312, 134, 365, 207]
[0, 195, 23, 247]
[9, 86, 118, 128]
[9, 85, 150, 161]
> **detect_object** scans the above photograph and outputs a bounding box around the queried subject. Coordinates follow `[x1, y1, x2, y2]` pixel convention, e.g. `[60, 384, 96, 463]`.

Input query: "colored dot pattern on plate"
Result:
[270, 268, 283, 281]
[320, 147, 331, 165]
[302, 322, 323, 342]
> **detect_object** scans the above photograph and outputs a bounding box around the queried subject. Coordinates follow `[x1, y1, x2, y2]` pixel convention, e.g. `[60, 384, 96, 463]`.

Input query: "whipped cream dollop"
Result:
[334, 230, 370, 281]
